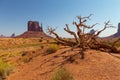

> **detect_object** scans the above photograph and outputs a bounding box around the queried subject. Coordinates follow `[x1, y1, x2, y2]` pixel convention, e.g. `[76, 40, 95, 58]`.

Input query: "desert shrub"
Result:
[40, 37, 43, 39]
[102, 41, 112, 46]
[40, 45, 44, 49]
[39, 37, 43, 42]
[22, 56, 32, 63]
[46, 40, 50, 43]
[50, 68, 74, 80]
[0, 60, 14, 79]
[45, 44, 59, 54]
[39, 39, 43, 42]
[103, 40, 120, 48]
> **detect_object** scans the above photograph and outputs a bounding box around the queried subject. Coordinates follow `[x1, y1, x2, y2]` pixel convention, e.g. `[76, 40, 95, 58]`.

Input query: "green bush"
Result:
[45, 44, 59, 54]
[50, 68, 74, 80]
[0, 60, 14, 79]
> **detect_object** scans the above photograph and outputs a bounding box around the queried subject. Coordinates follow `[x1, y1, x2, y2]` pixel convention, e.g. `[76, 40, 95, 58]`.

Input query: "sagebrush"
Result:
[50, 68, 74, 80]
[45, 44, 59, 54]
[0, 60, 14, 79]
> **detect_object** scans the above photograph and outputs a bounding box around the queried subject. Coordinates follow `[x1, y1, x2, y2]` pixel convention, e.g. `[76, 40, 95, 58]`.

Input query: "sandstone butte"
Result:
[109, 23, 120, 38]
[16, 21, 50, 38]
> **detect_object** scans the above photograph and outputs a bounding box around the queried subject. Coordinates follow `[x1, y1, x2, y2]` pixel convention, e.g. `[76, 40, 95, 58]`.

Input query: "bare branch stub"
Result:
[47, 15, 120, 59]
[64, 24, 79, 43]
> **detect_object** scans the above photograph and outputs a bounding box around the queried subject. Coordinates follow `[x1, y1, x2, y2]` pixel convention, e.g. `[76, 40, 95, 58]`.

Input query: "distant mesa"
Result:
[107, 23, 120, 38]
[0, 34, 6, 38]
[11, 33, 15, 38]
[16, 21, 50, 38]
[91, 23, 120, 38]
[90, 29, 95, 34]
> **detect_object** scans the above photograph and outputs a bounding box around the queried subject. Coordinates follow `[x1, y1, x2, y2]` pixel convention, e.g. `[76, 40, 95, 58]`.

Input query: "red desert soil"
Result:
[7, 47, 120, 80]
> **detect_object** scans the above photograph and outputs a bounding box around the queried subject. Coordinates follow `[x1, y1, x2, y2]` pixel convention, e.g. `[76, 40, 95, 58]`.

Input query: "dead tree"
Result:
[47, 14, 120, 59]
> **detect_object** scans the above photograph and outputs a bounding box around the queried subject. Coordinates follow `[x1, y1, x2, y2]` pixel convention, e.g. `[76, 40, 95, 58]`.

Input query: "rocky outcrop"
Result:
[108, 23, 120, 38]
[16, 21, 50, 38]
[11, 33, 15, 38]
[0, 34, 6, 38]
[117, 23, 120, 34]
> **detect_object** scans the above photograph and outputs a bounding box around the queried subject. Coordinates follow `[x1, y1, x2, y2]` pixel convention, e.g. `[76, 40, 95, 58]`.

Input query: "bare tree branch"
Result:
[64, 24, 79, 43]
[95, 20, 114, 36]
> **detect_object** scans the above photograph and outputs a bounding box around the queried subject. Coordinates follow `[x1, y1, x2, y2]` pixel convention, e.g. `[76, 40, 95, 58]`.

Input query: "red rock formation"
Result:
[117, 23, 120, 34]
[16, 21, 51, 38]
[106, 23, 120, 38]
[28, 21, 43, 32]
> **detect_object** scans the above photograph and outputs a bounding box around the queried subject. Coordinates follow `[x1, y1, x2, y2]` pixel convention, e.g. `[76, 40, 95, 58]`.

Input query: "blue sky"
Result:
[0, 0, 120, 37]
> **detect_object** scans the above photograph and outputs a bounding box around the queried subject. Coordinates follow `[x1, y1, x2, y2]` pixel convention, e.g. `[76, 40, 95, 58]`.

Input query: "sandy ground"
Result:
[7, 48, 120, 80]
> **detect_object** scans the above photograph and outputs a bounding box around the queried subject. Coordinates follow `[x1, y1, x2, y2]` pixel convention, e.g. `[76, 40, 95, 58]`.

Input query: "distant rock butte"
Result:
[107, 23, 120, 38]
[0, 34, 7, 38]
[28, 21, 43, 32]
[16, 21, 50, 38]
